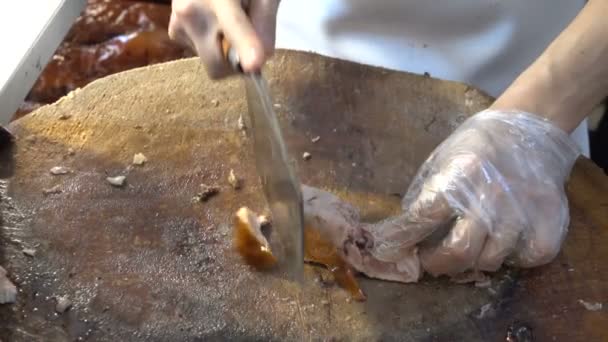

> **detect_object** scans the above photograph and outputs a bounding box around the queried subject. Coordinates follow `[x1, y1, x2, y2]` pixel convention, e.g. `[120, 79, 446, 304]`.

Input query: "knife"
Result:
[222, 40, 304, 282]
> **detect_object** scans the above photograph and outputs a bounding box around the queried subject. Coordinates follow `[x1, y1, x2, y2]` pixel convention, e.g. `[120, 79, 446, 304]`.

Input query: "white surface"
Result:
[276, 0, 590, 156]
[0, 0, 86, 124]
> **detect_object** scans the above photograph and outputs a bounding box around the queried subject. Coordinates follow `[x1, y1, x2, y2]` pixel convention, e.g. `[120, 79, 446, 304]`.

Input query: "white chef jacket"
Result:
[276, 0, 589, 156]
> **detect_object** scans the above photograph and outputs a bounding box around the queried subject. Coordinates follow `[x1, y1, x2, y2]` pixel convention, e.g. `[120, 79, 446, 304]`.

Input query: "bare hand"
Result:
[169, 0, 279, 78]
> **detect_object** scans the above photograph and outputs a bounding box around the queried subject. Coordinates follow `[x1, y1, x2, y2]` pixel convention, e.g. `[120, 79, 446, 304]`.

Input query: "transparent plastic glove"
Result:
[303, 110, 580, 283]
[369, 110, 581, 278]
[169, 0, 279, 78]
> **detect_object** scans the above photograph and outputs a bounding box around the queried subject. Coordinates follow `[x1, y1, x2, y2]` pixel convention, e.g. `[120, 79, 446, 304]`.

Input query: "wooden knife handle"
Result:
[221, 36, 243, 73]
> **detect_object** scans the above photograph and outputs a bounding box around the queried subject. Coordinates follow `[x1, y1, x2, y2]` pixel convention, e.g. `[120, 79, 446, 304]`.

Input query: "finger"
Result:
[401, 152, 482, 233]
[168, 11, 195, 50]
[181, 14, 232, 79]
[171, 1, 232, 79]
[476, 220, 522, 272]
[509, 189, 568, 267]
[420, 216, 487, 277]
[210, 0, 266, 72]
[363, 168, 459, 267]
[248, 0, 279, 57]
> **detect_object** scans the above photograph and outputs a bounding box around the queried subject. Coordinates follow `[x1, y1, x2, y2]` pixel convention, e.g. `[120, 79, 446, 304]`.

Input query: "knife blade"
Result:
[222, 41, 304, 281]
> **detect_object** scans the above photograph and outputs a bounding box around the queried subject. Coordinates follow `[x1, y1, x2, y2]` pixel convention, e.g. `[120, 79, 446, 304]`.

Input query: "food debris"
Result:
[302, 152, 312, 160]
[311, 136, 320, 143]
[59, 113, 72, 120]
[233, 207, 277, 270]
[22, 248, 36, 257]
[475, 278, 492, 288]
[42, 185, 62, 196]
[273, 103, 281, 109]
[67, 148, 75, 156]
[50, 166, 69, 175]
[578, 299, 603, 311]
[211, 99, 220, 107]
[237, 115, 246, 130]
[132, 153, 147, 166]
[192, 184, 219, 202]
[107, 175, 126, 187]
[228, 169, 242, 190]
[55, 296, 73, 313]
[476, 303, 492, 319]
[66, 88, 80, 99]
[0, 266, 17, 304]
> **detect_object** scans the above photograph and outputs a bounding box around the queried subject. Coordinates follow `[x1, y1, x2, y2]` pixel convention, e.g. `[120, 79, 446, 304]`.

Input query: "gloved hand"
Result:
[304, 110, 580, 282]
[169, 0, 280, 78]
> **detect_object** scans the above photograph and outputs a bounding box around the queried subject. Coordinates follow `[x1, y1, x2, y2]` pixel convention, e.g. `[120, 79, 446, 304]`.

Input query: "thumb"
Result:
[210, 0, 266, 72]
[365, 171, 456, 265]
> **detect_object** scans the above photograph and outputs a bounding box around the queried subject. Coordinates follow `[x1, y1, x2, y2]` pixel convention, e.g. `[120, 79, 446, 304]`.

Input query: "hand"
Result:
[303, 110, 580, 282]
[169, 0, 280, 78]
[395, 110, 580, 276]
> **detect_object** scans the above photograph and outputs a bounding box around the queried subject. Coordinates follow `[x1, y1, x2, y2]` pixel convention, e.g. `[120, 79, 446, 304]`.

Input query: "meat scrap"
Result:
[0, 266, 17, 304]
[42, 185, 62, 195]
[233, 207, 277, 270]
[22, 248, 36, 257]
[228, 169, 242, 190]
[107, 175, 126, 187]
[237, 115, 246, 130]
[55, 296, 73, 313]
[50, 166, 70, 175]
[578, 299, 603, 311]
[192, 184, 219, 203]
[132, 153, 147, 165]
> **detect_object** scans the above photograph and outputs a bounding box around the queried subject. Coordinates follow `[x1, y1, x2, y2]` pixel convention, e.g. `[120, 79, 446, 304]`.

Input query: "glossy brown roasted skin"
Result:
[15, 0, 193, 119]
[28, 30, 192, 104]
[65, 0, 173, 45]
[233, 207, 277, 270]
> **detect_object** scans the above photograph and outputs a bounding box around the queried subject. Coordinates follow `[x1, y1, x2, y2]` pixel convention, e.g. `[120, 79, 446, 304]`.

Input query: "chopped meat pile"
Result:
[14, 0, 193, 120]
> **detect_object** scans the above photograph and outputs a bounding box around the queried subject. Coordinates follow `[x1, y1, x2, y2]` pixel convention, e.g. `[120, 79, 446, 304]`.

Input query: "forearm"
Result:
[491, 0, 608, 133]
